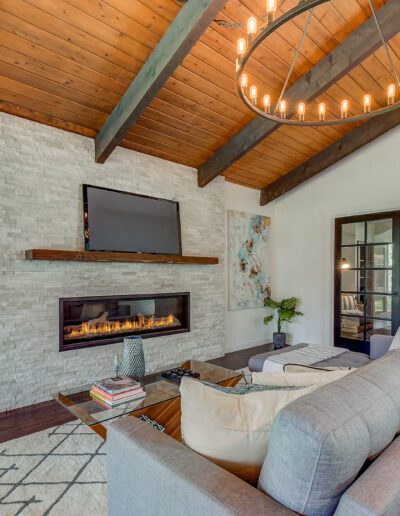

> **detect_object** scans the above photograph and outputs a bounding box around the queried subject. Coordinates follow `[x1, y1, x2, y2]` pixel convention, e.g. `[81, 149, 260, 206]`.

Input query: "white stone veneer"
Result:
[0, 112, 225, 411]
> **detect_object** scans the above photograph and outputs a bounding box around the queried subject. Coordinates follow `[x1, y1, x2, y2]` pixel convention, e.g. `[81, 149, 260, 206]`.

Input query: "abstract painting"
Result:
[228, 210, 271, 310]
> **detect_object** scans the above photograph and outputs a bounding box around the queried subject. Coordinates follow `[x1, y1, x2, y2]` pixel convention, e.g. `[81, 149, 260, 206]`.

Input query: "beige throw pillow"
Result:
[180, 378, 316, 484]
[252, 368, 354, 388]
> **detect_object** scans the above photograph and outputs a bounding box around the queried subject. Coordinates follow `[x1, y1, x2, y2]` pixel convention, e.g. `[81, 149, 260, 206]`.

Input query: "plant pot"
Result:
[273, 332, 286, 350]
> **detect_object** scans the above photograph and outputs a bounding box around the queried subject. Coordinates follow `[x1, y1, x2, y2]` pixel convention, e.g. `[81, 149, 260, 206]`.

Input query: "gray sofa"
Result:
[107, 350, 400, 515]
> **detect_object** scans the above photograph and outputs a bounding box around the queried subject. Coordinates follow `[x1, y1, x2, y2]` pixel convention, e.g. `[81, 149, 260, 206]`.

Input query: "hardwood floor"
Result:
[208, 342, 275, 370]
[0, 343, 273, 444]
[0, 399, 76, 444]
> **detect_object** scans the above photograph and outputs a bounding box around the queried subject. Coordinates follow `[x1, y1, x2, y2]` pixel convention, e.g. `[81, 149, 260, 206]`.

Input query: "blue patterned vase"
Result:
[121, 336, 145, 379]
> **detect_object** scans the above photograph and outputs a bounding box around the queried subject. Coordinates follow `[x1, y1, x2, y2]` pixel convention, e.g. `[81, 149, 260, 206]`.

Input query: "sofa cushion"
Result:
[252, 368, 354, 388]
[335, 436, 400, 516]
[258, 351, 400, 516]
[180, 377, 316, 485]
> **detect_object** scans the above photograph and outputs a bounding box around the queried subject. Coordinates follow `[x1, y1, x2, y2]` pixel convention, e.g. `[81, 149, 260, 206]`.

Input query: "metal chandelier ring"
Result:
[236, 0, 400, 126]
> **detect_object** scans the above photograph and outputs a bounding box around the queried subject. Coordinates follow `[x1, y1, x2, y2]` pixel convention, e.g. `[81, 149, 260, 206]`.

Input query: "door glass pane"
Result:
[365, 295, 392, 319]
[340, 316, 364, 340]
[342, 222, 365, 245]
[366, 319, 392, 341]
[341, 247, 359, 268]
[366, 269, 393, 293]
[341, 293, 363, 314]
[367, 219, 392, 243]
[341, 270, 363, 292]
[366, 244, 393, 268]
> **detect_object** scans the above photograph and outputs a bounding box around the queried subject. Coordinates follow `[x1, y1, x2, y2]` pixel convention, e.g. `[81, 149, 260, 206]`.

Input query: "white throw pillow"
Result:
[180, 378, 316, 484]
[389, 327, 400, 351]
[252, 368, 354, 389]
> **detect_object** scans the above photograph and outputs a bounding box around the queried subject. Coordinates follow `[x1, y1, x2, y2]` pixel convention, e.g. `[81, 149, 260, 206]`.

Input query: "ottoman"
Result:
[249, 343, 372, 372]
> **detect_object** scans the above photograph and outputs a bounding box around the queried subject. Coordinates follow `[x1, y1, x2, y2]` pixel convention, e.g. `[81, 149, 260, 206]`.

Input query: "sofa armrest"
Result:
[107, 416, 296, 516]
[370, 334, 394, 360]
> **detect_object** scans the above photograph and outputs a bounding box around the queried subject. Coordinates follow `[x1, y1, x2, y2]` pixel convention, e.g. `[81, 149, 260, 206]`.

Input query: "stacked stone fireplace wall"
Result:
[0, 113, 225, 412]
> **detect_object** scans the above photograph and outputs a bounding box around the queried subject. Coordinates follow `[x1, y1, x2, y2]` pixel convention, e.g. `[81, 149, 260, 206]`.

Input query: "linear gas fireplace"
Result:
[59, 293, 190, 351]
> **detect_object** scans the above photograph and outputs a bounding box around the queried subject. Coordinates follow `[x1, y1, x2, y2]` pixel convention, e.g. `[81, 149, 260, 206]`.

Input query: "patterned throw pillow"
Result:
[180, 377, 316, 485]
[200, 380, 303, 394]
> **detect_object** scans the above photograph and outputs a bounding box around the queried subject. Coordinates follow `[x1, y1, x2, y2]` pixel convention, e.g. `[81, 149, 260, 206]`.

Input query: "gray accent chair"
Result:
[370, 334, 394, 360]
[108, 351, 400, 516]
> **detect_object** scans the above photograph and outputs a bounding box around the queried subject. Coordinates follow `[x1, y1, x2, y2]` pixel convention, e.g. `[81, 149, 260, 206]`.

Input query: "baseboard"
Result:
[224, 337, 273, 354]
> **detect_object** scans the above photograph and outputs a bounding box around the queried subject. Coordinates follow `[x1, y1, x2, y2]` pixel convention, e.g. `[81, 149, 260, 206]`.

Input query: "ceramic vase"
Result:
[121, 336, 145, 379]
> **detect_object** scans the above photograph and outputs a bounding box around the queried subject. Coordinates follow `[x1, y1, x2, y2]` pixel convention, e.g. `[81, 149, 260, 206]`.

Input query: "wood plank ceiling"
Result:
[0, 0, 397, 191]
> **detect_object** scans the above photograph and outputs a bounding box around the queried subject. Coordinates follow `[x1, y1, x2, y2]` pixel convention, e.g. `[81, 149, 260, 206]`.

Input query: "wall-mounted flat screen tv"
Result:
[83, 185, 182, 255]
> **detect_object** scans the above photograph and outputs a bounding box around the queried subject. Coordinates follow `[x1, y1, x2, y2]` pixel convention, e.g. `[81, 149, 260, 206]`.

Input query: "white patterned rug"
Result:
[0, 421, 107, 515]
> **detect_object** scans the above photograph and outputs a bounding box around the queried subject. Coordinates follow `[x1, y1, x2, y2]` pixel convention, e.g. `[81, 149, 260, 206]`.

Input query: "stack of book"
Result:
[90, 375, 146, 407]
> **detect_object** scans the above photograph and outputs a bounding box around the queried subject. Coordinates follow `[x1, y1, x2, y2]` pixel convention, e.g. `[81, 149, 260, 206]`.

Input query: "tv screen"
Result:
[83, 185, 182, 255]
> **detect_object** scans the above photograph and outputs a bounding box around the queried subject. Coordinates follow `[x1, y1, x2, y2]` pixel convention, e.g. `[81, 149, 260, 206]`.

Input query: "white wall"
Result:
[270, 125, 400, 346]
[224, 182, 275, 352]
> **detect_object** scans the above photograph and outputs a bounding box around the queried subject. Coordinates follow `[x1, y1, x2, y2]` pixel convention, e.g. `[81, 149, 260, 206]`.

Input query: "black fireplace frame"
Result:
[59, 292, 190, 352]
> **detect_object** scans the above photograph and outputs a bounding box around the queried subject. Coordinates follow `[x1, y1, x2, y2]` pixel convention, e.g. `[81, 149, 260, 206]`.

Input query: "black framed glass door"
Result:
[334, 211, 400, 354]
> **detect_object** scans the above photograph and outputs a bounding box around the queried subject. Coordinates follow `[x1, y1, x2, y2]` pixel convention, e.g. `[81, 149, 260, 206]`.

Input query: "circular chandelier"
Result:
[236, 0, 400, 126]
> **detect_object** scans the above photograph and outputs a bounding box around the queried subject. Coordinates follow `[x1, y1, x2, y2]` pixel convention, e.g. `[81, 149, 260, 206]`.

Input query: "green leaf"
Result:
[264, 298, 280, 309]
[280, 297, 297, 310]
[263, 315, 274, 326]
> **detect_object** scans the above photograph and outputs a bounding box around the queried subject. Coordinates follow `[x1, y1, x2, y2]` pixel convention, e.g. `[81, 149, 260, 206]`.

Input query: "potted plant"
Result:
[264, 297, 303, 349]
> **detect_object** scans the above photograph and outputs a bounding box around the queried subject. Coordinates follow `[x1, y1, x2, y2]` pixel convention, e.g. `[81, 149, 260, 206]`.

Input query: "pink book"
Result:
[92, 385, 143, 400]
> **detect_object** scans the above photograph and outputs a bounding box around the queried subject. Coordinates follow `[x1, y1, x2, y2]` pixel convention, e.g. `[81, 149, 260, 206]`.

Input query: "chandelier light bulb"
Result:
[263, 94, 271, 114]
[267, 0, 277, 24]
[363, 94, 372, 114]
[279, 99, 287, 119]
[237, 37, 246, 57]
[250, 85, 258, 105]
[318, 102, 326, 122]
[235, 0, 400, 126]
[388, 84, 396, 105]
[298, 102, 305, 122]
[240, 73, 249, 92]
[247, 16, 257, 43]
[341, 99, 349, 119]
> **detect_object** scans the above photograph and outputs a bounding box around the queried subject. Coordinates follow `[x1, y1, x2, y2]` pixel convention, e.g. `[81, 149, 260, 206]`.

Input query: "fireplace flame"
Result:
[64, 313, 180, 341]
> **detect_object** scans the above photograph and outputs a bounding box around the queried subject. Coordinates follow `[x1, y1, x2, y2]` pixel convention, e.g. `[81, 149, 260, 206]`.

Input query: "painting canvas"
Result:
[228, 210, 271, 311]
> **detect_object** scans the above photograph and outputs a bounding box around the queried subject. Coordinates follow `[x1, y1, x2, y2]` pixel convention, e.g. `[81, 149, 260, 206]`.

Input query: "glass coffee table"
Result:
[52, 360, 242, 440]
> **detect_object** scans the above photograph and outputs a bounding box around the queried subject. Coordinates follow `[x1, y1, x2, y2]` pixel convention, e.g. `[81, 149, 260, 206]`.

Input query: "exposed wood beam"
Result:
[95, 0, 227, 164]
[197, 0, 400, 187]
[260, 109, 400, 205]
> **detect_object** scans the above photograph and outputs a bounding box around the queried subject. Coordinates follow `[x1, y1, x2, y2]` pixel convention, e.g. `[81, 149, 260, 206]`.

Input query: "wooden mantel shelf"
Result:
[25, 249, 219, 265]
